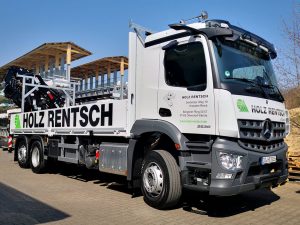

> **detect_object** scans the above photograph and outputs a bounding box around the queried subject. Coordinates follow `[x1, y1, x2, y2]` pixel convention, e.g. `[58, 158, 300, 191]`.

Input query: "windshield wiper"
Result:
[224, 77, 268, 98]
[261, 69, 285, 102]
[261, 84, 284, 102]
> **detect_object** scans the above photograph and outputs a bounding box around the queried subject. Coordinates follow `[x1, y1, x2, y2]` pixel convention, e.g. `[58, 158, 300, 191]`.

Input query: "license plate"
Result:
[261, 156, 277, 165]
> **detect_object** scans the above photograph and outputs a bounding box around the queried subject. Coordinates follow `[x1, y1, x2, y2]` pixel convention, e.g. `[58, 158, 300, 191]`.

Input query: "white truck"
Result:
[6, 14, 289, 209]
[0, 109, 21, 151]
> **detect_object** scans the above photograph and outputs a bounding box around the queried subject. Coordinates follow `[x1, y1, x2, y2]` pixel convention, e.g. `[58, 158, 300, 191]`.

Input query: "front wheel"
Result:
[141, 150, 182, 209]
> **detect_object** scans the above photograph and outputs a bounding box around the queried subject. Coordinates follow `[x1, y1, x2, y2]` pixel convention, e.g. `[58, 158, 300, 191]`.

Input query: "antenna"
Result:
[180, 11, 208, 24]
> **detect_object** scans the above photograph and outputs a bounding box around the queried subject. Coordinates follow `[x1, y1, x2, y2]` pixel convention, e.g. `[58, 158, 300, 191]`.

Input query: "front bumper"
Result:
[180, 138, 288, 196]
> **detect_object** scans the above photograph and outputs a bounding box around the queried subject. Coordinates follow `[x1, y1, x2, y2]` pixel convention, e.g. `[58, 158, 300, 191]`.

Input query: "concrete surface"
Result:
[0, 150, 300, 225]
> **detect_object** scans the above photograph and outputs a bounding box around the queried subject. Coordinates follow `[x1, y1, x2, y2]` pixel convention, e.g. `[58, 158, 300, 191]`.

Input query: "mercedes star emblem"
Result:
[262, 119, 272, 140]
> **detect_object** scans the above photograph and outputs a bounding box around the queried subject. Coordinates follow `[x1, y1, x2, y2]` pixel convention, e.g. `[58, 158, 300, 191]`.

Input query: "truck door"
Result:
[157, 35, 216, 135]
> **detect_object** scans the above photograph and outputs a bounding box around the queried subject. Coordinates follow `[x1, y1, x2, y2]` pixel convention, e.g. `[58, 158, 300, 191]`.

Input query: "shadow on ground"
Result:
[182, 188, 280, 217]
[45, 162, 280, 217]
[47, 161, 131, 195]
[0, 182, 69, 225]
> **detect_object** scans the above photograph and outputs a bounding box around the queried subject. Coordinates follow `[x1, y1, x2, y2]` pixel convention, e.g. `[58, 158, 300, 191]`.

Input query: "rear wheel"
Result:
[141, 150, 182, 209]
[30, 141, 46, 173]
[17, 140, 29, 168]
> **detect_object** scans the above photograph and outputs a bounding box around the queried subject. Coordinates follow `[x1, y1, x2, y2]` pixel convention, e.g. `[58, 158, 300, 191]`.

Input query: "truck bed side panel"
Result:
[10, 100, 128, 136]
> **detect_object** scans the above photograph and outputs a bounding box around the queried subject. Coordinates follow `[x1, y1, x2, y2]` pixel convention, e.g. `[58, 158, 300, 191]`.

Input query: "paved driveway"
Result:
[0, 151, 300, 225]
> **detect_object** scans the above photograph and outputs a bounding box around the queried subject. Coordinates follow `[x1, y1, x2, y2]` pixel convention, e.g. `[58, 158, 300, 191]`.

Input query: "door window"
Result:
[164, 42, 207, 91]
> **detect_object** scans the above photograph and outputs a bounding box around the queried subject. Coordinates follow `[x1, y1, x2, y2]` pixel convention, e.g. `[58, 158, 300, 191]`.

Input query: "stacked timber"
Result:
[288, 151, 300, 181]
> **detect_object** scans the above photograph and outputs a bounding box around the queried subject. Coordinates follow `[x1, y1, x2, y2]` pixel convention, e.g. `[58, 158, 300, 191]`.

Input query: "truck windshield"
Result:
[212, 39, 283, 102]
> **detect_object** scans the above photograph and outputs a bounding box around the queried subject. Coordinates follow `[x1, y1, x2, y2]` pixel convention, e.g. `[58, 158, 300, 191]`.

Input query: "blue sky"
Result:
[0, 0, 295, 67]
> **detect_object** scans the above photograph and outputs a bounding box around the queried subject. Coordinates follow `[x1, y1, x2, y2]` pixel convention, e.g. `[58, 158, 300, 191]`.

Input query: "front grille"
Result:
[237, 119, 285, 152]
[238, 140, 285, 152]
[238, 119, 285, 141]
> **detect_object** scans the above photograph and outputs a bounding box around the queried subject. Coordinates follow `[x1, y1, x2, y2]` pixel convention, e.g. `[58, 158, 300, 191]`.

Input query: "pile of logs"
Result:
[288, 151, 300, 181]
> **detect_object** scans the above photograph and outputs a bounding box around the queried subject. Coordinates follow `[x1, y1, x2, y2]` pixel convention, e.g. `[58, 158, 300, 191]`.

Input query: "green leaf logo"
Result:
[15, 115, 21, 129]
[237, 99, 249, 112]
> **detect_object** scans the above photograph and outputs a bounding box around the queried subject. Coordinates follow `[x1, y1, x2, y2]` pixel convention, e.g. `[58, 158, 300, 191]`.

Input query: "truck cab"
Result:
[129, 19, 289, 197]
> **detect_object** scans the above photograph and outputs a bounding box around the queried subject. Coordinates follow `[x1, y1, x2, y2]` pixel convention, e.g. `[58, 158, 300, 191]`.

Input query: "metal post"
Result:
[66, 64, 71, 81]
[60, 54, 65, 77]
[72, 83, 76, 106]
[95, 75, 98, 88]
[107, 64, 111, 89]
[101, 74, 104, 89]
[82, 79, 85, 91]
[80, 79, 83, 91]
[49, 58, 54, 77]
[66, 64, 71, 106]
[66, 44, 71, 106]
[40, 66, 44, 78]
[45, 55, 49, 79]
[55, 53, 60, 75]
[95, 67, 99, 89]
[85, 76, 88, 90]
[21, 76, 26, 112]
[90, 76, 94, 89]
[120, 58, 125, 100]
[114, 70, 117, 86]
[107, 75, 111, 89]
[99, 76, 101, 90]
[120, 76, 124, 99]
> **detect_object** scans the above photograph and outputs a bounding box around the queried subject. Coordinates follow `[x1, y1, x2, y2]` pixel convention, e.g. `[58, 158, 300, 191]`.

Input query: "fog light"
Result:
[219, 152, 243, 170]
[216, 173, 233, 179]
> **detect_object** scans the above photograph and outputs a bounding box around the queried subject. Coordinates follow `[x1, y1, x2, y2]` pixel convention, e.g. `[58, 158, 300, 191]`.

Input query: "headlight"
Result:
[218, 152, 243, 170]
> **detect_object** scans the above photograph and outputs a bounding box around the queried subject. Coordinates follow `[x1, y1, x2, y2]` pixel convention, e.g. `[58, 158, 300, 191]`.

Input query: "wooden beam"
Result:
[66, 44, 71, 65]
[120, 58, 125, 76]
[53, 46, 83, 54]
[35, 50, 59, 57]
[26, 63, 32, 70]
[55, 53, 60, 68]
[45, 55, 49, 71]
[106, 58, 129, 66]
[107, 64, 111, 78]
[35, 64, 40, 74]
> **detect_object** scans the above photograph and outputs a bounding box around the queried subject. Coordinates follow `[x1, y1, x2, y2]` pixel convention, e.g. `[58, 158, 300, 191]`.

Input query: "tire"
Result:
[17, 140, 30, 168]
[141, 150, 182, 209]
[30, 141, 46, 174]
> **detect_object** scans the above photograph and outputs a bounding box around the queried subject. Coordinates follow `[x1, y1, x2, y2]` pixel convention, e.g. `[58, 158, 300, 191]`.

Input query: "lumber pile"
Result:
[288, 151, 300, 181]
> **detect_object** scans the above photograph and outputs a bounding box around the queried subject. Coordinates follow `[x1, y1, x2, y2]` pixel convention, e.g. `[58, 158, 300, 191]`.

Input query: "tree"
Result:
[275, 5, 300, 88]
[274, 3, 300, 109]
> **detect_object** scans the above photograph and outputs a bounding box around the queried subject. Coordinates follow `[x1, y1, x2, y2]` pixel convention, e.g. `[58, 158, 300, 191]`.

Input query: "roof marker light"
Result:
[220, 23, 229, 28]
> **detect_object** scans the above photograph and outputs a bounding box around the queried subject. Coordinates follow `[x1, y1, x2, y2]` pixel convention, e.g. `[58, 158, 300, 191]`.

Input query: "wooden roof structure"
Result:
[71, 56, 128, 78]
[0, 42, 92, 80]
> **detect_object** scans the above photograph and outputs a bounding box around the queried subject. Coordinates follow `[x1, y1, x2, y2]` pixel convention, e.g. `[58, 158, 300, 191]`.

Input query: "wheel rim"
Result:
[18, 145, 27, 163]
[143, 162, 164, 197]
[31, 147, 40, 168]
